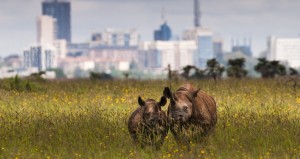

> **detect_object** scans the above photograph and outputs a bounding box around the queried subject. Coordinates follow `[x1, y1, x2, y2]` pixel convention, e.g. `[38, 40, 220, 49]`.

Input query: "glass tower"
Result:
[42, 0, 71, 42]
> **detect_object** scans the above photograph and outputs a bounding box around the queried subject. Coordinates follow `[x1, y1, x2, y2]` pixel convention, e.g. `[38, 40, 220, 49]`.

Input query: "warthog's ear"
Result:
[138, 96, 145, 106]
[192, 88, 200, 98]
[158, 96, 167, 107]
[163, 87, 172, 99]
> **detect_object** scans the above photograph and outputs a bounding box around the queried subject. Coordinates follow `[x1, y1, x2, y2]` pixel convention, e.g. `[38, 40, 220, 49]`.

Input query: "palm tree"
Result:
[226, 58, 248, 78]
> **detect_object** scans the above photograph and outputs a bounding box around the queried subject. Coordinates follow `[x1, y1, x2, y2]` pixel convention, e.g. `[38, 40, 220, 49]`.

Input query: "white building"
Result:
[182, 27, 214, 68]
[139, 41, 197, 74]
[268, 36, 300, 68]
[37, 15, 56, 44]
[91, 28, 140, 47]
[23, 44, 57, 71]
[54, 39, 67, 60]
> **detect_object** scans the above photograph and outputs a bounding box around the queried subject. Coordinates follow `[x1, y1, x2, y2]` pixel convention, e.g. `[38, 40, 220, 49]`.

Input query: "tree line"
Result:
[168, 58, 299, 81]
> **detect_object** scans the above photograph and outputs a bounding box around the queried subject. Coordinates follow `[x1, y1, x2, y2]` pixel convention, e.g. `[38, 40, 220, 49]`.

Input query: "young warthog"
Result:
[163, 83, 217, 148]
[128, 96, 168, 149]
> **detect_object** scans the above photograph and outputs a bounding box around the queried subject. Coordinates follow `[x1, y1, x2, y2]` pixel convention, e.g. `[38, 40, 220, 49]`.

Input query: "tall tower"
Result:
[42, 0, 71, 43]
[37, 15, 57, 44]
[194, 0, 201, 27]
[153, 7, 172, 41]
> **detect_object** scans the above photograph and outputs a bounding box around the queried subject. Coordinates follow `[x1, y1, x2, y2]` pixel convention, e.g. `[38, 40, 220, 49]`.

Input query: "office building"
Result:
[37, 15, 56, 44]
[91, 29, 139, 47]
[213, 38, 223, 61]
[42, 0, 71, 42]
[231, 38, 252, 57]
[139, 41, 197, 73]
[183, 27, 214, 68]
[268, 36, 300, 68]
[23, 44, 57, 71]
[154, 22, 172, 41]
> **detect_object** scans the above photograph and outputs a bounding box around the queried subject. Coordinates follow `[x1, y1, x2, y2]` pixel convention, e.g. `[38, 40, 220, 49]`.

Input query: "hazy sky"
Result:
[1, 0, 300, 57]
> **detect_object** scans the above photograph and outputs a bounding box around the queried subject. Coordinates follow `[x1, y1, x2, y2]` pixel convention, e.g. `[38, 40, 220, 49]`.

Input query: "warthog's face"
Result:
[163, 87, 200, 123]
[138, 96, 167, 127]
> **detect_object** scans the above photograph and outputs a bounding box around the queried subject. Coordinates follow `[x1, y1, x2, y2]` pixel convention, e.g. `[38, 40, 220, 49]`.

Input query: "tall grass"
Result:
[0, 79, 299, 158]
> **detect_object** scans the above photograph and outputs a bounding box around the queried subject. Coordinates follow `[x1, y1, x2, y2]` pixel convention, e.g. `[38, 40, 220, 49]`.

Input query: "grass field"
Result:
[0, 79, 299, 158]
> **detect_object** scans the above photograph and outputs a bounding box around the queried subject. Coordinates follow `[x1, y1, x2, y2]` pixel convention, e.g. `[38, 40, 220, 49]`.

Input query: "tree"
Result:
[226, 58, 248, 78]
[289, 68, 299, 76]
[254, 58, 271, 78]
[181, 65, 196, 79]
[90, 72, 113, 80]
[254, 58, 287, 78]
[47, 68, 66, 79]
[166, 64, 180, 80]
[206, 58, 224, 82]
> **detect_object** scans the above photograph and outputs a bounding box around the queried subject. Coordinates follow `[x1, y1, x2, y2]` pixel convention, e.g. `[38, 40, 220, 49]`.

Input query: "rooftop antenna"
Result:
[249, 37, 252, 48]
[243, 37, 247, 46]
[161, 7, 166, 24]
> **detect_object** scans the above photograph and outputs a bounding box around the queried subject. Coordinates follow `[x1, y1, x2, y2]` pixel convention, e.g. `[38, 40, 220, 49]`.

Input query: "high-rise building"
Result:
[183, 28, 214, 68]
[231, 38, 252, 57]
[153, 7, 172, 41]
[37, 15, 56, 44]
[91, 29, 139, 47]
[268, 36, 300, 68]
[139, 41, 197, 73]
[213, 38, 223, 61]
[42, 0, 71, 42]
[154, 23, 172, 41]
[23, 44, 57, 71]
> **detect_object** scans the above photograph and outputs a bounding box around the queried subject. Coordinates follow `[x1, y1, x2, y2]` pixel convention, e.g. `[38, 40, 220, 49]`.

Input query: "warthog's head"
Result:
[138, 96, 167, 127]
[163, 87, 200, 123]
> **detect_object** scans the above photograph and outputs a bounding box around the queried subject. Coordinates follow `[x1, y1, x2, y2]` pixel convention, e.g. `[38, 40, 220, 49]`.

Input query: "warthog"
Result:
[163, 83, 217, 147]
[128, 96, 168, 149]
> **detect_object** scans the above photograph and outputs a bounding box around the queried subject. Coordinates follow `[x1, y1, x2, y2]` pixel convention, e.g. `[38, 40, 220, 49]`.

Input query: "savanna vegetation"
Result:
[0, 78, 299, 158]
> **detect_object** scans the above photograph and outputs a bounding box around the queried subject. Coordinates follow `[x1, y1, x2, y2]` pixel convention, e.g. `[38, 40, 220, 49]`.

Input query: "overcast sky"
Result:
[1, 0, 300, 57]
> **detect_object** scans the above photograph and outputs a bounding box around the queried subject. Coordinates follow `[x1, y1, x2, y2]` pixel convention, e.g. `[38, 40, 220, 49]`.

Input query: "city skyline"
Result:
[1, 0, 300, 57]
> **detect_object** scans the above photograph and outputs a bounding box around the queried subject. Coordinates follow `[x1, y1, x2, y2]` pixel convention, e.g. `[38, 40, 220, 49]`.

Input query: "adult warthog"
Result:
[128, 96, 168, 149]
[163, 83, 217, 147]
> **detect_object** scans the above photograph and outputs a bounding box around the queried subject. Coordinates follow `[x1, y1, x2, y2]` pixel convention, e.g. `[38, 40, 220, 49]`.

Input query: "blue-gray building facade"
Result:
[154, 23, 172, 41]
[42, 0, 71, 42]
[197, 35, 213, 68]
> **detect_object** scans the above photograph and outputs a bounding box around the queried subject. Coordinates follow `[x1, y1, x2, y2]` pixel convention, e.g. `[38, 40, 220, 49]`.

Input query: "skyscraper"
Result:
[154, 7, 172, 41]
[154, 23, 172, 41]
[42, 0, 71, 42]
[37, 15, 56, 44]
[268, 36, 300, 68]
[183, 28, 214, 68]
